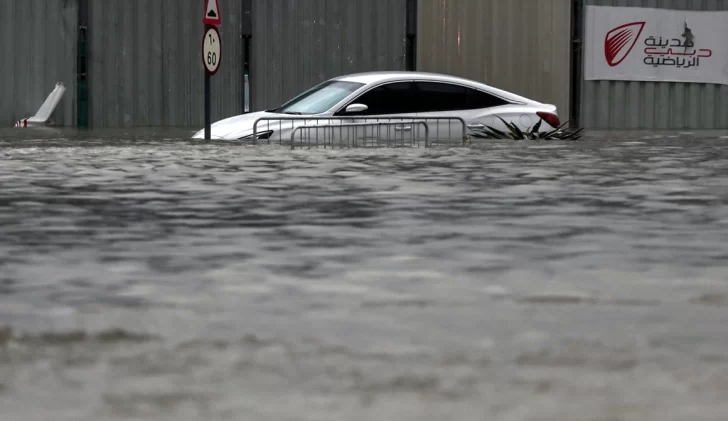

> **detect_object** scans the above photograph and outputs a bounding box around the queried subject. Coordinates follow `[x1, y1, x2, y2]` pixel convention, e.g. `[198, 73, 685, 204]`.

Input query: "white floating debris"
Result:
[14, 82, 66, 128]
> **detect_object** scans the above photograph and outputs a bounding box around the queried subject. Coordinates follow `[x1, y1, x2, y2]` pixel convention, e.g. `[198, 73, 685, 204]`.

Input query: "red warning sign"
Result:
[203, 0, 221, 25]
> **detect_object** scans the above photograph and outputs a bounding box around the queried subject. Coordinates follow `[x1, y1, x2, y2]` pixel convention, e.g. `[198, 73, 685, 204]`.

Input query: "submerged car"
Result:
[192, 71, 561, 143]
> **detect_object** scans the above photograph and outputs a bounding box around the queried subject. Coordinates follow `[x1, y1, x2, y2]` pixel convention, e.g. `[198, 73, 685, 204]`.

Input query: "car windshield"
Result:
[276, 80, 364, 114]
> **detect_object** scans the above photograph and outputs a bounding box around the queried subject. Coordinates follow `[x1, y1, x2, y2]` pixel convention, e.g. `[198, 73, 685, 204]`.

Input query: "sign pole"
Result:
[202, 0, 222, 140]
[205, 53, 211, 139]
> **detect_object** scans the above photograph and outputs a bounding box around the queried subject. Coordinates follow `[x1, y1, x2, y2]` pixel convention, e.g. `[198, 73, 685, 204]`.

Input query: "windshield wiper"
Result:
[282, 111, 303, 115]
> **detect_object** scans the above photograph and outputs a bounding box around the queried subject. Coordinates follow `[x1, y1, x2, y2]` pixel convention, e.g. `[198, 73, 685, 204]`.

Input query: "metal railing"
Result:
[252, 116, 468, 148]
[289, 121, 430, 149]
[417, 116, 468, 144]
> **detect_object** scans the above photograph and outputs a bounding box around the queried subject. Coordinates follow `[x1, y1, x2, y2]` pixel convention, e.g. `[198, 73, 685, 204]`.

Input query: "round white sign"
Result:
[202, 26, 222, 75]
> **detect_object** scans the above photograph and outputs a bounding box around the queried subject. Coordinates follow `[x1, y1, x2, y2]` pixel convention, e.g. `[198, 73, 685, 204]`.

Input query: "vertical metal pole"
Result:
[205, 70, 211, 139]
[242, 0, 253, 112]
[569, 0, 584, 128]
[243, 36, 251, 112]
[405, 0, 417, 71]
[77, 0, 89, 128]
[204, 22, 211, 140]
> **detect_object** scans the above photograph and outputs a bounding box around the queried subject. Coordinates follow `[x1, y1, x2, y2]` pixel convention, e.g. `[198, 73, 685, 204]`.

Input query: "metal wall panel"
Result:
[0, 0, 77, 127]
[88, 0, 243, 127]
[581, 0, 728, 129]
[416, 0, 573, 123]
[251, 0, 408, 111]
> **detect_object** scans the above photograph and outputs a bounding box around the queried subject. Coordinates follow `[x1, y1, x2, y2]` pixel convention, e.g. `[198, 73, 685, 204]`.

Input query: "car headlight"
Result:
[239, 130, 274, 140]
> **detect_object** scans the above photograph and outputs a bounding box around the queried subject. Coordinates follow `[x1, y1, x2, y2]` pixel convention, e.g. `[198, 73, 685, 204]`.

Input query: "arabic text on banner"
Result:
[583, 5, 728, 85]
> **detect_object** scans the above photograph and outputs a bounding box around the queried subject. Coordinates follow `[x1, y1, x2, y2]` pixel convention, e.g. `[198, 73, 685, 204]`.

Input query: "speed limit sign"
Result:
[202, 26, 221, 75]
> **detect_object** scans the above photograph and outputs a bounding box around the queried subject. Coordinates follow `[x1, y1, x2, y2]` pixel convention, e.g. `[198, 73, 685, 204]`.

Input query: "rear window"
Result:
[414, 82, 510, 112]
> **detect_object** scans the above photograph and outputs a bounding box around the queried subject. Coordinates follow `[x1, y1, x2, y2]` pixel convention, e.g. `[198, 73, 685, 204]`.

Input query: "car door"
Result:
[413, 81, 515, 144]
[334, 81, 425, 147]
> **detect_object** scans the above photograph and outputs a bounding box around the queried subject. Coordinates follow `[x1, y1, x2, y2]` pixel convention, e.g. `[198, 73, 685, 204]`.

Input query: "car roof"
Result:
[332, 71, 537, 105]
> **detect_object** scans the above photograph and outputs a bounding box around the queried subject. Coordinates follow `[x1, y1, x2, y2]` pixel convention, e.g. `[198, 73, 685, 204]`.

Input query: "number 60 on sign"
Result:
[202, 26, 221, 75]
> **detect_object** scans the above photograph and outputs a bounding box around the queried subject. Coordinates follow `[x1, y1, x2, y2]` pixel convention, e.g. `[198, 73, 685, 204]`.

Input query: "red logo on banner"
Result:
[605, 22, 645, 66]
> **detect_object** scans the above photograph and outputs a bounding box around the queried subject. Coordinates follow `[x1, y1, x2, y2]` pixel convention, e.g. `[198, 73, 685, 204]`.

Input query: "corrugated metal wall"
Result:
[581, 0, 728, 129]
[4, 1, 726, 131]
[251, 0, 408, 111]
[416, 0, 573, 122]
[0, 0, 77, 127]
[87, 0, 243, 127]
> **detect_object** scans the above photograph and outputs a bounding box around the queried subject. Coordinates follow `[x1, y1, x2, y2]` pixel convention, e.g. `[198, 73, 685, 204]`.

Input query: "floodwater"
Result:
[2, 127, 728, 421]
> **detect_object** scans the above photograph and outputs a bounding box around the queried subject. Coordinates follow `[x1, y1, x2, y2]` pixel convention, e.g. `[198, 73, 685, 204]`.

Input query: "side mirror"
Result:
[345, 103, 368, 114]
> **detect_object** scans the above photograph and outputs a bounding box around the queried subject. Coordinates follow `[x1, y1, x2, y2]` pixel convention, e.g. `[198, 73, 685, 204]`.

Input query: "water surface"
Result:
[2, 128, 728, 421]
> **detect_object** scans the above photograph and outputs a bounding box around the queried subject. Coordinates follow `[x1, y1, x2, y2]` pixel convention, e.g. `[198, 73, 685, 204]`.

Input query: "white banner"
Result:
[584, 5, 728, 85]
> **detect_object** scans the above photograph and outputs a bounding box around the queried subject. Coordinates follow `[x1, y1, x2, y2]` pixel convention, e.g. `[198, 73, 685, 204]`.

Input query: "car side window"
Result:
[414, 82, 509, 112]
[339, 82, 417, 115]
[465, 86, 511, 109]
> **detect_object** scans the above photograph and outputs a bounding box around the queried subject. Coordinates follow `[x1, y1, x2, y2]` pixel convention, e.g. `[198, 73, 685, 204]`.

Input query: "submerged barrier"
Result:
[252, 116, 468, 148]
[290, 121, 430, 149]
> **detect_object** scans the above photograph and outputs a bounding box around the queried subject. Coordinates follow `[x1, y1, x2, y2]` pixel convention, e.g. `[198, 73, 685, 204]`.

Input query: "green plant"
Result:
[470, 116, 583, 140]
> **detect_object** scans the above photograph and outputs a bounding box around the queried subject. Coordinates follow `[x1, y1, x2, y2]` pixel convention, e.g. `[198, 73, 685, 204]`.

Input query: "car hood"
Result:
[191, 111, 276, 140]
[192, 111, 326, 140]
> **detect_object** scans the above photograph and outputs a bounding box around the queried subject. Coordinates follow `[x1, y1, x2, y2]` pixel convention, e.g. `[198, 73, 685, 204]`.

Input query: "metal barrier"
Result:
[415, 116, 468, 145]
[252, 116, 468, 147]
[289, 121, 430, 149]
